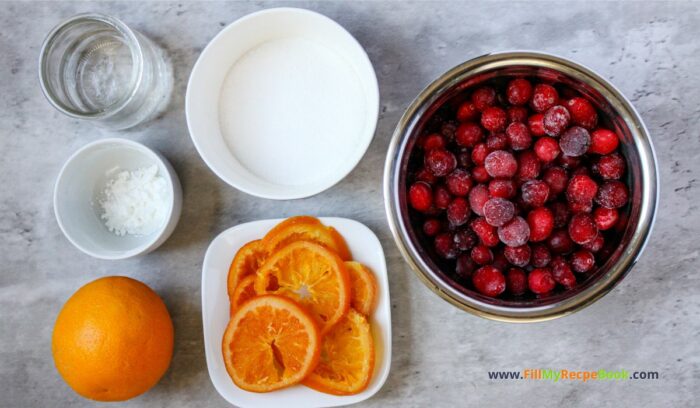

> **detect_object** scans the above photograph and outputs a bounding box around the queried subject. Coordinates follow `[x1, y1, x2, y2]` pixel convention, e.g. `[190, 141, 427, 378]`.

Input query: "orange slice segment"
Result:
[303, 309, 374, 395]
[255, 241, 350, 333]
[262, 216, 352, 261]
[227, 240, 266, 299]
[229, 275, 257, 315]
[345, 262, 378, 316]
[222, 295, 320, 393]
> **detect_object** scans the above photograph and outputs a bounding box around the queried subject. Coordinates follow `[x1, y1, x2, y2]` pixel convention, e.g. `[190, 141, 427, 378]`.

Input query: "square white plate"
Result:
[202, 217, 392, 407]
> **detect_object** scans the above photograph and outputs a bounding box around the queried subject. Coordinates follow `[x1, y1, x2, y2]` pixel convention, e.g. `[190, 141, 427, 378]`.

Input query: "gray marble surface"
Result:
[1, 1, 699, 407]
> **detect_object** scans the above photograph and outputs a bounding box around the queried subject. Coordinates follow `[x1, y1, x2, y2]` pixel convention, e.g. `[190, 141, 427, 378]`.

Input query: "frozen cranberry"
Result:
[531, 244, 552, 267]
[457, 100, 479, 122]
[506, 267, 528, 295]
[471, 143, 490, 166]
[542, 167, 568, 196]
[528, 268, 556, 294]
[454, 228, 477, 251]
[589, 128, 620, 155]
[506, 122, 532, 150]
[481, 106, 508, 132]
[571, 250, 595, 273]
[565, 97, 598, 129]
[548, 229, 574, 254]
[582, 234, 604, 252]
[471, 245, 494, 265]
[506, 78, 533, 106]
[527, 207, 554, 242]
[550, 202, 570, 228]
[596, 181, 629, 209]
[422, 133, 446, 150]
[543, 105, 571, 137]
[593, 153, 626, 180]
[559, 126, 591, 157]
[486, 132, 509, 150]
[498, 216, 530, 247]
[557, 154, 581, 169]
[470, 217, 500, 247]
[472, 166, 490, 183]
[530, 84, 559, 112]
[534, 137, 560, 163]
[521, 180, 550, 207]
[409, 182, 433, 212]
[433, 185, 452, 209]
[473, 266, 506, 297]
[434, 232, 458, 259]
[425, 148, 457, 177]
[468, 184, 490, 216]
[568, 213, 598, 244]
[485, 150, 518, 178]
[568, 200, 593, 214]
[447, 197, 470, 226]
[446, 169, 473, 196]
[415, 167, 437, 184]
[567, 174, 598, 204]
[472, 86, 497, 111]
[507, 106, 528, 123]
[516, 150, 541, 180]
[593, 207, 618, 230]
[550, 256, 576, 288]
[455, 254, 477, 280]
[440, 121, 458, 141]
[456, 122, 484, 147]
[489, 178, 517, 199]
[423, 218, 442, 237]
[528, 113, 546, 136]
[504, 244, 531, 267]
[483, 198, 516, 227]
[457, 150, 472, 167]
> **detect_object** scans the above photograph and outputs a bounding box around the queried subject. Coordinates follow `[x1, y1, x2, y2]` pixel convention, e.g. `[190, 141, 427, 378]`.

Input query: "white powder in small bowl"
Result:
[100, 165, 169, 236]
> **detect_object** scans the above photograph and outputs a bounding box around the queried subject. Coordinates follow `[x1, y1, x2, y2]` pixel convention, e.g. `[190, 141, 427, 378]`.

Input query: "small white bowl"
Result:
[186, 8, 379, 200]
[202, 218, 391, 407]
[54, 138, 182, 260]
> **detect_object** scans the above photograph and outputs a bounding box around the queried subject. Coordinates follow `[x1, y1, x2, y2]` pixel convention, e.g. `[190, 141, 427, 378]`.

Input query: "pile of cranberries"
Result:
[407, 77, 629, 299]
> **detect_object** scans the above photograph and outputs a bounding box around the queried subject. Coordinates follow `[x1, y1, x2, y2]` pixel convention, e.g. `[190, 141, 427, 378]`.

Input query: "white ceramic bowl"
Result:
[202, 218, 391, 407]
[186, 8, 379, 200]
[54, 138, 182, 259]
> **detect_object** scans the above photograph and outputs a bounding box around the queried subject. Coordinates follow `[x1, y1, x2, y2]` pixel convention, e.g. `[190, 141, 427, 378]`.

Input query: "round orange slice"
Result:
[229, 275, 257, 315]
[262, 216, 352, 261]
[227, 240, 266, 299]
[222, 295, 321, 393]
[255, 241, 350, 333]
[303, 309, 375, 395]
[345, 262, 378, 316]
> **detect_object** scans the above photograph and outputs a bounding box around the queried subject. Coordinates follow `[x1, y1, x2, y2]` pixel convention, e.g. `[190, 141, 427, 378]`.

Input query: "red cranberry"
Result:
[528, 268, 556, 294]
[559, 126, 591, 157]
[489, 178, 517, 199]
[447, 197, 471, 226]
[446, 169, 473, 196]
[471, 166, 490, 183]
[472, 266, 506, 297]
[506, 78, 533, 106]
[589, 128, 620, 155]
[481, 106, 508, 132]
[568, 213, 598, 244]
[534, 136, 560, 163]
[521, 180, 550, 207]
[593, 153, 626, 180]
[434, 232, 458, 259]
[471, 86, 497, 111]
[571, 250, 595, 273]
[454, 228, 477, 251]
[550, 202, 570, 228]
[568, 200, 593, 214]
[504, 244, 531, 267]
[596, 181, 629, 209]
[550, 256, 576, 288]
[433, 185, 453, 209]
[471, 245, 494, 265]
[409, 182, 433, 212]
[457, 101, 479, 122]
[516, 150, 541, 180]
[506, 267, 528, 295]
[507, 106, 528, 123]
[530, 84, 559, 112]
[548, 229, 574, 254]
[527, 207, 555, 242]
[565, 97, 598, 129]
[582, 234, 604, 252]
[505, 122, 532, 150]
[483, 198, 516, 227]
[456, 122, 484, 148]
[566, 174, 598, 204]
[528, 113, 546, 136]
[468, 184, 490, 216]
[423, 218, 442, 237]
[543, 166, 568, 195]
[593, 207, 618, 230]
[470, 217, 500, 247]
[471, 143, 490, 166]
[543, 105, 571, 136]
[498, 216, 530, 247]
[415, 167, 437, 184]
[531, 244, 552, 267]
[455, 254, 477, 280]
[484, 150, 518, 178]
[422, 133, 446, 150]
[425, 148, 457, 177]
[486, 132, 509, 150]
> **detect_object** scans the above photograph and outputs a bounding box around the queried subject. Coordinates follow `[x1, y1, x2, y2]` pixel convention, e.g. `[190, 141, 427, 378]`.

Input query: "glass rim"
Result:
[38, 13, 144, 120]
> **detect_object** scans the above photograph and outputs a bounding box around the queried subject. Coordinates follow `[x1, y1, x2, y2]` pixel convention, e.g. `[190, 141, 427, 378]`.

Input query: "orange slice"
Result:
[229, 275, 257, 315]
[262, 216, 352, 261]
[222, 295, 321, 393]
[345, 262, 378, 316]
[227, 240, 266, 299]
[255, 241, 350, 333]
[303, 309, 374, 395]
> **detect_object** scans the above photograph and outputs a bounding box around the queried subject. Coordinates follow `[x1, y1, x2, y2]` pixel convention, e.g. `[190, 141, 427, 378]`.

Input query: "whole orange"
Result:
[52, 276, 174, 401]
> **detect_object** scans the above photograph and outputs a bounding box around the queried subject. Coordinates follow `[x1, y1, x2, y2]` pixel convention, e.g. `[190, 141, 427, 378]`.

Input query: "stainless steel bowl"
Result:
[384, 51, 658, 322]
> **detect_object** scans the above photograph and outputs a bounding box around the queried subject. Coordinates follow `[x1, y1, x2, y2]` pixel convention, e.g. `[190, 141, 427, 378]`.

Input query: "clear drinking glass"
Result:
[39, 13, 173, 130]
